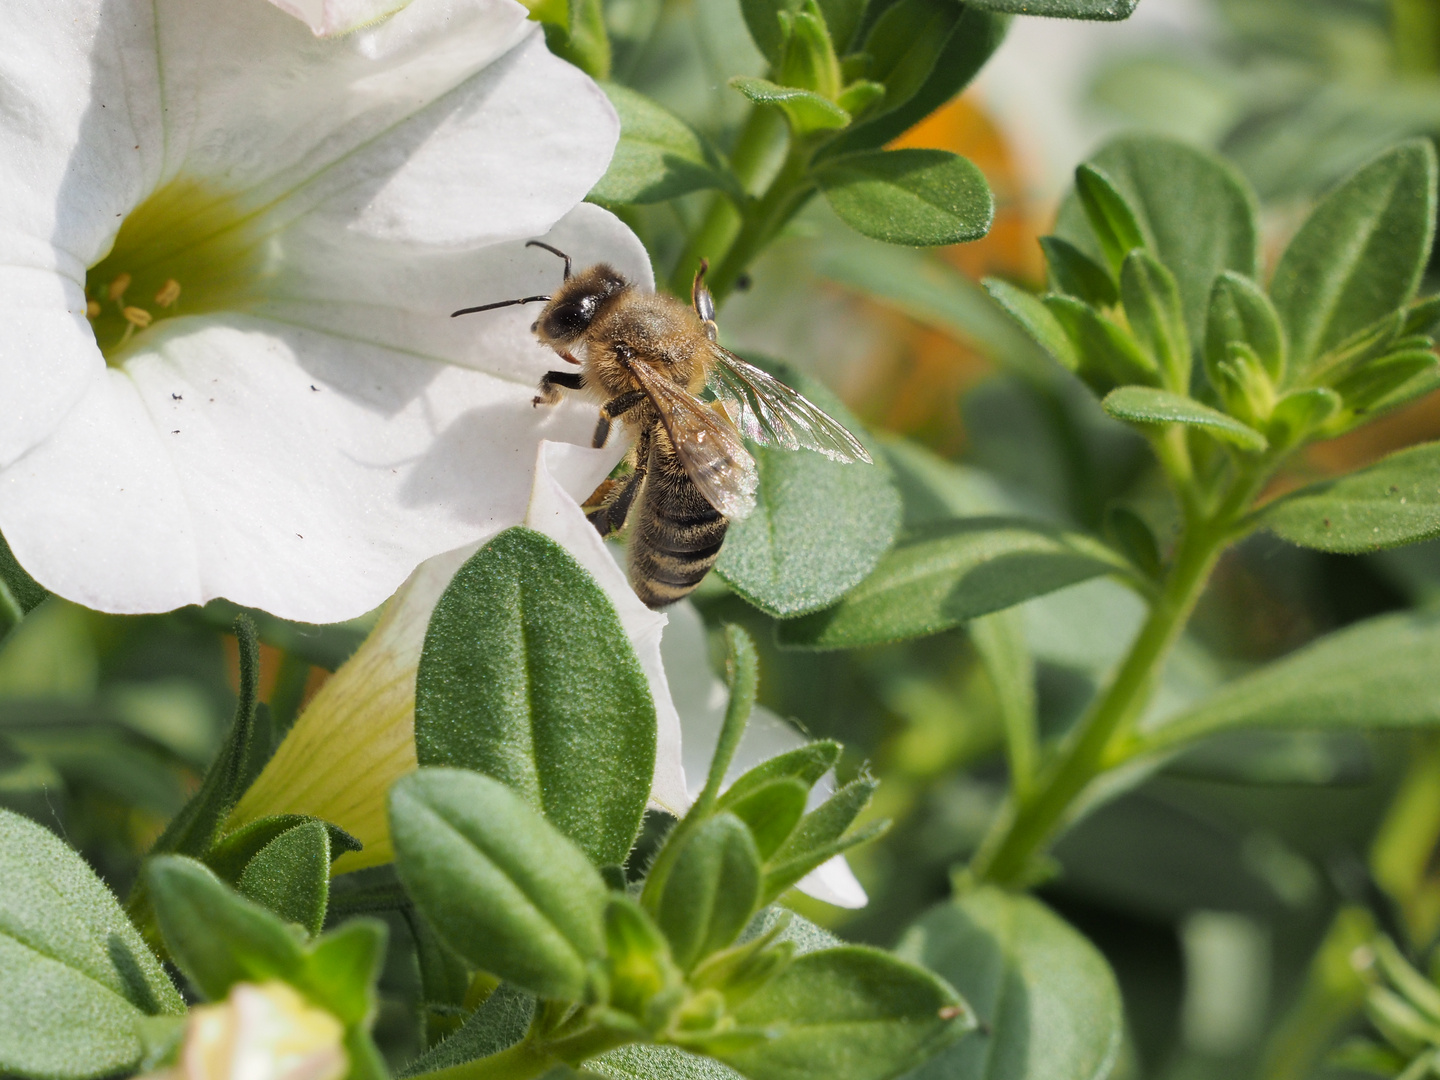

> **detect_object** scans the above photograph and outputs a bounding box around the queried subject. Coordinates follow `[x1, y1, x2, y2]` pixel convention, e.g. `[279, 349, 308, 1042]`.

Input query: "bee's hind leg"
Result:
[593, 389, 647, 448]
[691, 258, 718, 343]
[534, 369, 584, 407]
[586, 429, 651, 537]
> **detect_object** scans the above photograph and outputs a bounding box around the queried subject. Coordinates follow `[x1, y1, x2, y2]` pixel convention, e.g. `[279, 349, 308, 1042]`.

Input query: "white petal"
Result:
[267, 0, 411, 37]
[260, 202, 654, 387]
[0, 208, 650, 620]
[795, 857, 869, 910]
[523, 442, 689, 817]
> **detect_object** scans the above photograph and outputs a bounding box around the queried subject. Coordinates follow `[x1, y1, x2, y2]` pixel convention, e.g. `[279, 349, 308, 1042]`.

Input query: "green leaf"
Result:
[0, 530, 47, 640]
[1256, 441, 1440, 551]
[777, 518, 1123, 650]
[969, 609, 1038, 795]
[762, 777, 880, 903]
[1074, 164, 1146, 274]
[1139, 611, 1440, 755]
[1101, 386, 1268, 452]
[657, 814, 763, 971]
[1121, 249, 1191, 392]
[1270, 139, 1438, 373]
[1205, 271, 1286, 386]
[1332, 350, 1440, 417]
[237, 819, 331, 938]
[724, 778, 810, 860]
[541, 0, 610, 79]
[717, 947, 974, 1080]
[897, 887, 1123, 1080]
[399, 984, 534, 1077]
[0, 809, 182, 1080]
[963, 0, 1136, 16]
[730, 76, 851, 136]
[1044, 295, 1159, 388]
[1266, 387, 1342, 449]
[983, 278, 1081, 374]
[822, 6, 1009, 158]
[716, 742, 842, 812]
[738, 0, 868, 62]
[146, 855, 305, 1000]
[205, 814, 361, 885]
[1041, 236, 1117, 308]
[717, 362, 900, 617]
[591, 84, 739, 205]
[1059, 137, 1260, 345]
[389, 768, 608, 1002]
[415, 527, 655, 867]
[1104, 506, 1162, 580]
[815, 149, 993, 247]
[776, 2, 843, 101]
[606, 895, 683, 1022]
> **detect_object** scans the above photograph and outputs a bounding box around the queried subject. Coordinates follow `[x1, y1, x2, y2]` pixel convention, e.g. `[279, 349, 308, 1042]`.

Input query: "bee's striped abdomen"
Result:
[629, 436, 729, 609]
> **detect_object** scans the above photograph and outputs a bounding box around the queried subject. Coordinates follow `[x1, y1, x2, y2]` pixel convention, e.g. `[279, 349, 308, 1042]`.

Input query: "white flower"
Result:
[266, 0, 410, 38]
[147, 981, 346, 1080]
[0, 0, 645, 621]
[231, 446, 866, 907]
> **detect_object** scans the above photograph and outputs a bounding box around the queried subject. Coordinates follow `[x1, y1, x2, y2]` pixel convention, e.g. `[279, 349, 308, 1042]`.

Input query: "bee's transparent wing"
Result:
[628, 360, 759, 520]
[706, 345, 873, 464]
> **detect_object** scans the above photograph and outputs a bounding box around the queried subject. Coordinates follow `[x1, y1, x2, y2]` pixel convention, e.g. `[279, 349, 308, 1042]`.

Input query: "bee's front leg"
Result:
[534, 370, 584, 407]
[593, 390, 647, 448]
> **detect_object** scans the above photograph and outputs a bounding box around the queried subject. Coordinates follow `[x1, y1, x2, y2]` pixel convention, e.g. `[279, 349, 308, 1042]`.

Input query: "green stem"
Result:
[668, 107, 787, 296]
[707, 147, 816, 302]
[969, 519, 1226, 886]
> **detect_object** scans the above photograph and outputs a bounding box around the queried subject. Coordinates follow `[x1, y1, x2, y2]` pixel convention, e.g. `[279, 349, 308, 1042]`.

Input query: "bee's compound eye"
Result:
[541, 297, 596, 339]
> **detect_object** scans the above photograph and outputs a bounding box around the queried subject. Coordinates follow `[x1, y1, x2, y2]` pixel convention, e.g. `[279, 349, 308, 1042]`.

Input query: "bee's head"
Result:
[532, 264, 630, 348]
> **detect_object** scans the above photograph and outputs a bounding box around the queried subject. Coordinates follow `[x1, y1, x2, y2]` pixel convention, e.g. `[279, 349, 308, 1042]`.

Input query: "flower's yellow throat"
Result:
[85, 180, 267, 364]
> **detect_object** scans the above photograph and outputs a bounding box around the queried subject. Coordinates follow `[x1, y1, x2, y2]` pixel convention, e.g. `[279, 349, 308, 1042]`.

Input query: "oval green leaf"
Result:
[717, 362, 900, 617]
[389, 769, 608, 1003]
[0, 810, 182, 1080]
[415, 527, 655, 867]
[730, 77, 851, 136]
[777, 517, 1122, 650]
[1140, 611, 1440, 756]
[591, 83, 739, 205]
[897, 887, 1123, 1080]
[1058, 136, 1260, 344]
[815, 149, 993, 247]
[1102, 386, 1268, 451]
[1270, 139, 1438, 373]
[719, 946, 975, 1080]
[237, 819, 332, 938]
[1257, 441, 1440, 551]
[964, 0, 1136, 16]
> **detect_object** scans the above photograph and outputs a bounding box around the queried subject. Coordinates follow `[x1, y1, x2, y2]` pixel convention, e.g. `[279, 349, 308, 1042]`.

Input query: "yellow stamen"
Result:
[122, 306, 153, 328]
[107, 272, 132, 303]
[86, 300, 101, 319]
[154, 279, 181, 308]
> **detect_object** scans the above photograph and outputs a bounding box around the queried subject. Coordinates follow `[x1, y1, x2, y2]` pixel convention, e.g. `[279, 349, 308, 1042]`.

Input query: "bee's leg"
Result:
[691, 258, 718, 343]
[593, 389, 647, 448]
[534, 369, 584, 407]
[587, 432, 651, 537]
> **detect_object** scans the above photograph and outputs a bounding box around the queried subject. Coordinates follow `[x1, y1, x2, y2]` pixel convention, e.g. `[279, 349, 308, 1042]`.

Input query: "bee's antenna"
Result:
[450, 295, 551, 317]
[526, 240, 573, 280]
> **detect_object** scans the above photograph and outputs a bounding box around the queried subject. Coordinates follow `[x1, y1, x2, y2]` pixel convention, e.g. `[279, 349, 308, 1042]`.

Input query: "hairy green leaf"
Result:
[778, 518, 1123, 649]
[236, 819, 331, 938]
[0, 810, 181, 1080]
[718, 947, 974, 1080]
[1044, 295, 1158, 388]
[983, 278, 1081, 374]
[964, 0, 1136, 16]
[730, 76, 851, 135]
[717, 362, 900, 617]
[206, 814, 361, 885]
[389, 769, 608, 1002]
[1059, 137, 1260, 345]
[415, 527, 654, 867]
[398, 984, 534, 1077]
[1041, 236, 1117, 308]
[1121, 249, 1190, 392]
[898, 887, 1123, 1080]
[1256, 442, 1440, 551]
[1271, 140, 1438, 372]
[815, 149, 993, 246]
[591, 83, 739, 205]
[1102, 386, 1268, 452]
[1206, 271, 1285, 386]
[658, 814, 762, 971]
[1140, 611, 1440, 754]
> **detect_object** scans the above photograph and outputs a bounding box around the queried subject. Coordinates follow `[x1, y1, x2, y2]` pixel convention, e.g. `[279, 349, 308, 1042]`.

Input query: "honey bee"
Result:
[453, 241, 872, 608]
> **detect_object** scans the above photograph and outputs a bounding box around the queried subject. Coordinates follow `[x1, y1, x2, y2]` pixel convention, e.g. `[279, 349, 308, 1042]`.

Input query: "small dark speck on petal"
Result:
[310, 385, 319, 391]
[171, 429, 180, 434]
[296, 534, 303, 539]
[171, 393, 182, 400]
